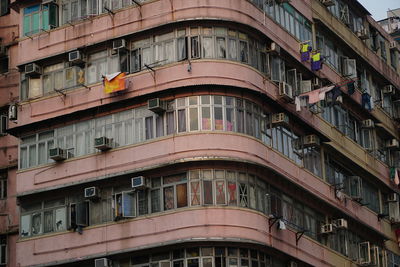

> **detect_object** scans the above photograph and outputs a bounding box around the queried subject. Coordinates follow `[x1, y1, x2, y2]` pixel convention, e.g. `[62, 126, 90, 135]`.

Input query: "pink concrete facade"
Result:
[3, 0, 400, 267]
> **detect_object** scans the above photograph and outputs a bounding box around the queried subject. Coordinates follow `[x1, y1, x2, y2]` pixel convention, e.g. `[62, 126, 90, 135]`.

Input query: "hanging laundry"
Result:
[361, 92, 372, 111]
[300, 43, 312, 62]
[347, 81, 355, 95]
[395, 168, 400, 186]
[311, 51, 323, 71]
[319, 85, 335, 101]
[390, 167, 396, 180]
[295, 96, 308, 111]
[330, 86, 342, 103]
[299, 86, 334, 105]
[278, 219, 286, 230]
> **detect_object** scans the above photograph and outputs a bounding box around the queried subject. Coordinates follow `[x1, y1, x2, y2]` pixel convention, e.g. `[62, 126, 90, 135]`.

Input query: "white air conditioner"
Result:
[321, 223, 334, 234]
[68, 51, 85, 64]
[312, 77, 322, 89]
[320, 0, 335, 7]
[131, 176, 148, 189]
[95, 258, 111, 267]
[388, 193, 398, 202]
[112, 39, 126, 50]
[361, 119, 374, 128]
[25, 63, 42, 77]
[301, 80, 312, 93]
[334, 218, 348, 229]
[269, 42, 280, 55]
[356, 28, 369, 40]
[382, 85, 394, 94]
[389, 41, 397, 49]
[84, 187, 100, 199]
[49, 148, 67, 161]
[8, 104, 17, 121]
[278, 82, 293, 101]
[342, 58, 356, 78]
[303, 134, 320, 148]
[148, 98, 166, 114]
[271, 113, 289, 126]
[0, 115, 7, 136]
[94, 137, 112, 151]
[386, 139, 399, 149]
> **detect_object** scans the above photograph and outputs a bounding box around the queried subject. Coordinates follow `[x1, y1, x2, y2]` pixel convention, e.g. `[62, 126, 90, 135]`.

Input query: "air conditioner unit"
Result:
[279, 82, 293, 101]
[301, 80, 312, 93]
[68, 50, 85, 64]
[271, 113, 289, 126]
[25, 63, 42, 77]
[8, 104, 17, 121]
[112, 39, 126, 50]
[382, 85, 394, 94]
[312, 77, 322, 89]
[389, 41, 397, 49]
[0, 115, 7, 136]
[131, 176, 148, 189]
[320, 0, 335, 7]
[333, 218, 348, 229]
[148, 98, 166, 113]
[361, 119, 374, 128]
[386, 139, 399, 149]
[269, 42, 280, 55]
[356, 28, 369, 40]
[49, 148, 67, 161]
[321, 223, 334, 234]
[95, 258, 111, 267]
[388, 193, 398, 202]
[94, 137, 112, 151]
[84, 187, 100, 199]
[303, 134, 320, 148]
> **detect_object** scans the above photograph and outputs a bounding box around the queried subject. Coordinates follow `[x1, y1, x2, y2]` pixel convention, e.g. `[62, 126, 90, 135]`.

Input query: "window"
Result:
[163, 173, 187, 210]
[20, 199, 67, 237]
[23, 4, 58, 36]
[0, 235, 5, 266]
[0, 172, 6, 199]
[61, 0, 101, 24]
[0, 0, 9, 16]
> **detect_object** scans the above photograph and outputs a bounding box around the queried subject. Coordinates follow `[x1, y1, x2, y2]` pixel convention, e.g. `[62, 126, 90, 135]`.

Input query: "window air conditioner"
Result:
[271, 113, 289, 126]
[386, 139, 399, 149]
[312, 77, 322, 89]
[320, 0, 335, 7]
[148, 98, 166, 114]
[25, 63, 42, 77]
[84, 187, 100, 200]
[300, 80, 312, 93]
[0, 115, 7, 136]
[8, 104, 17, 121]
[49, 148, 67, 161]
[356, 28, 369, 40]
[361, 119, 374, 128]
[382, 85, 394, 94]
[303, 134, 320, 148]
[268, 42, 280, 55]
[278, 82, 293, 101]
[321, 223, 334, 234]
[131, 176, 148, 189]
[333, 218, 348, 229]
[95, 258, 111, 267]
[68, 50, 85, 64]
[112, 39, 126, 50]
[388, 193, 398, 202]
[94, 137, 112, 151]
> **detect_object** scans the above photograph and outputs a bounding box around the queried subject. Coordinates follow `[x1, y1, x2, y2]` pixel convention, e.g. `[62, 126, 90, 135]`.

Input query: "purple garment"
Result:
[301, 51, 310, 62]
[311, 60, 322, 71]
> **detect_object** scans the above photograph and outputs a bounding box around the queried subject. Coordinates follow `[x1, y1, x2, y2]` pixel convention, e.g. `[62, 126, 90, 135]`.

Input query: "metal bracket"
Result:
[296, 230, 306, 246]
[378, 213, 389, 221]
[54, 88, 66, 97]
[104, 6, 115, 16]
[132, 0, 142, 18]
[268, 216, 282, 232]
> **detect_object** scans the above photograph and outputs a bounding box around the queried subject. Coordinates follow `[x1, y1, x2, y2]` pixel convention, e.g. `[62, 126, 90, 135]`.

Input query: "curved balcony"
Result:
[16, 207, 348, 267]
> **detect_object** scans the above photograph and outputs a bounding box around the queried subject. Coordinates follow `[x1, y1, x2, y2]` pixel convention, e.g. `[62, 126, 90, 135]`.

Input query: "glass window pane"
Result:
[164, 186, 174, 210]
[189, 107, 198, 131]
[203, 180, 213, 205]
[176, 183, 188, 208]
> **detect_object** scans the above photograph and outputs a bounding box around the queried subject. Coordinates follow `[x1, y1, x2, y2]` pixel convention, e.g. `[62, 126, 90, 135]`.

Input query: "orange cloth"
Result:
[104, 72, 126, 94]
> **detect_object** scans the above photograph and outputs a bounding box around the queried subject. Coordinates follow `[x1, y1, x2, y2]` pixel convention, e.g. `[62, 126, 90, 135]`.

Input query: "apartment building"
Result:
[1, 0, 400, 266]
[378, 8, 400, 43]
